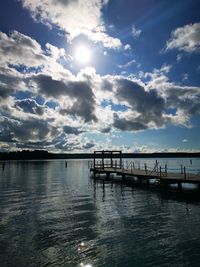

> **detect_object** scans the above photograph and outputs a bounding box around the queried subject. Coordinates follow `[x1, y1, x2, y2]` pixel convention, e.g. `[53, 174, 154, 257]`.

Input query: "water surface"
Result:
[0, 159, 200, 267]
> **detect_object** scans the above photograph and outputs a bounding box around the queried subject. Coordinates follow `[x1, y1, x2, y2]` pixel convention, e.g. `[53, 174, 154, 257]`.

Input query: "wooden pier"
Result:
[90, 151, 200, 191]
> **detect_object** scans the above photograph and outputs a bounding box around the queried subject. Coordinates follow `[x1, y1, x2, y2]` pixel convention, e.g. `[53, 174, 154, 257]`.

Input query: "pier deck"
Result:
[89, 150, 200, 191]
[90, 167, 200, 184]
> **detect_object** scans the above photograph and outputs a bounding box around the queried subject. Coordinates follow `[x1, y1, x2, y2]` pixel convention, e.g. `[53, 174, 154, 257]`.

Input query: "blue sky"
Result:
[0, 0, 200, 153]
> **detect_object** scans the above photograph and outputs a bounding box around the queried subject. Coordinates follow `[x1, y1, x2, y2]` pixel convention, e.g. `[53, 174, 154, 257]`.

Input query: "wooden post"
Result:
[93, 151, 96, 169]
[102, 151, 104, 169]
[184, 166, 186, 179]
[165, 164, 167, 176]
[156, 160, 158, 173]
[178, 182, 182, 191]
[145, 163, 147, 175]
[120, 151, 122, 169]
[106, 172, 110, 179]
[65, 161, 68, 168]
[160, 166, 162, 177]
[138, 161, 140, 170]
[181, 164, 183, 174]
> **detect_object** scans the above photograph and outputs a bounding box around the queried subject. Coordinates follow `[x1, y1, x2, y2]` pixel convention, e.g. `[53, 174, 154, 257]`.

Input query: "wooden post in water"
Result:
[184, 166, 186, 179]
[165, 164, 167, 176]
[65, 161, 68, 168]
[93, 151, 96, 169]
[156, 160, 158, 174]
[160, 166, 162, 177]
[102, 151, 104, 169]
[178, 182, 182, 191]
[106, 172, 110, 180]
[2, 162, 5, 171]
[181, 164, 183, 174]
[122, 173, 126, 181]
[119, 151, 122, 169]
[144, 163, 147, 175]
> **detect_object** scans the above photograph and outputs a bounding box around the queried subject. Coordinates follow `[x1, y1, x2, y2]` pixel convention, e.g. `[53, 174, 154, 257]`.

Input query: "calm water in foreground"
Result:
[0, 159, 200, 267]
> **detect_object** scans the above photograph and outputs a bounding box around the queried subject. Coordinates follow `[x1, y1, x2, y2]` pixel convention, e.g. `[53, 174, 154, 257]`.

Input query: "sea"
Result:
[0, 158, 200, 267]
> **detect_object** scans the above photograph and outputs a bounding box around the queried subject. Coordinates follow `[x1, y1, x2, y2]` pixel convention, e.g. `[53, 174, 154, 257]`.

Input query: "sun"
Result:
[74, 45, 91, 64]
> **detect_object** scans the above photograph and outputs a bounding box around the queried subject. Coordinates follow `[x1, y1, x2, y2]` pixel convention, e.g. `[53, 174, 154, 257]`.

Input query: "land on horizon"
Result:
[0, 150, 200, 160]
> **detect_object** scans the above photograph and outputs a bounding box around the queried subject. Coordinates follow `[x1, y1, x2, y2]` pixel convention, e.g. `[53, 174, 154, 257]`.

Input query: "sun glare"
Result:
[75, 45, 91, 64]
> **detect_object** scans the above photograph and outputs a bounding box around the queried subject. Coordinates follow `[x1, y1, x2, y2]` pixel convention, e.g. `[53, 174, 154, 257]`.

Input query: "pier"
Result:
[90, 151, 200, 191]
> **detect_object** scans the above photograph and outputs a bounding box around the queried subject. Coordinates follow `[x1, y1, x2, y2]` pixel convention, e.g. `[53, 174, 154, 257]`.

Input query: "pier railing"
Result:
[88, 159, 200, 179]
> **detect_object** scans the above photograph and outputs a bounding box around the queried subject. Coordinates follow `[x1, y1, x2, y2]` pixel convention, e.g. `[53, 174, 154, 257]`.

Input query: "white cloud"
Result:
[132, 25, 141, 38]
[124, 44, 131, 50]
[118, 59, 136, 68]
[165, 22, 200, 53]
[182, 139, 188, 143]
[20, 0, 122, 49]
[0, 31, 46, 67]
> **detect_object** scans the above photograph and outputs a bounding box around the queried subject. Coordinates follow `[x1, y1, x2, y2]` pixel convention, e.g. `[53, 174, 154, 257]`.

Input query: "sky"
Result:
[0, 0, 200, 153]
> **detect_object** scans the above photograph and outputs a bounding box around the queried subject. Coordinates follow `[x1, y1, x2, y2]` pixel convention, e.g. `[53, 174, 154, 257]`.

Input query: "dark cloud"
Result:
[113, 113, 147, 131]
[116, 79, 164, 116]
[82, 142, 95, 149]
[101, 126, 111, 133]
[0, 85, 13, 100]
[34, 74, 97, 122]
[0, 67, 23, 100]
[114, 78, 166, 128]
[101, 78, 113, 91]
[0, 117, 50, 142]
[63, 125, 83, 135]
[165, 87, 200, 116]
[15, 99, 45, 115]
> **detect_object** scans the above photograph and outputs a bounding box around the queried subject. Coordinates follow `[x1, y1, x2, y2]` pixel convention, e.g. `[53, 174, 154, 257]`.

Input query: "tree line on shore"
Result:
[0, 150, 200, 160]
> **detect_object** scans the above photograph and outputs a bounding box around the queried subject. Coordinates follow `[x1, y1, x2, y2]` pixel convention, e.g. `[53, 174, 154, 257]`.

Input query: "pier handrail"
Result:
[148, 161, 159, 176]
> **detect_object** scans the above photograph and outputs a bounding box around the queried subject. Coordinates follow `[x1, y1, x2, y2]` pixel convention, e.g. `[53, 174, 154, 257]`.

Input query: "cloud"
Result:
[124, 44, 131, 50]
[113, 113, 147, 131]
[0, 65, 26, 101]
[1, 29, 200, 151]
[0, 117, 51, 142]
[34, 74, 97, 122]
[118, 59, 136, 68]
[114, 78, 165, 127]
[63, 125, 83, 135]
[132, 25, 141, 38]
[15, 98, 45, 115]
[165, 22, 200, 53]
[0, 31, 46, 67]
[20, 0, 122, 49]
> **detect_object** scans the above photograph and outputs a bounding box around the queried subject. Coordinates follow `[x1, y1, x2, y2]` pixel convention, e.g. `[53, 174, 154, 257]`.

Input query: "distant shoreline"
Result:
[0, 150, 200, 160]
